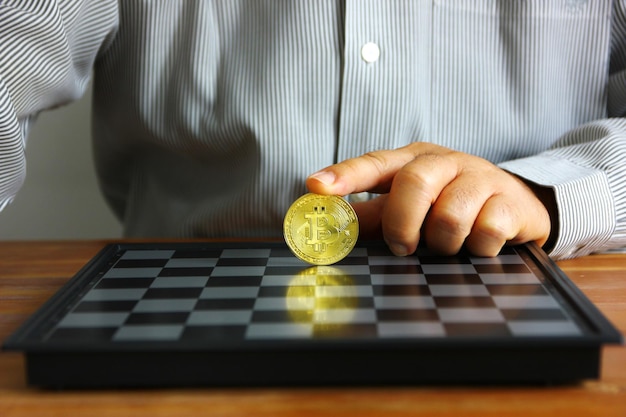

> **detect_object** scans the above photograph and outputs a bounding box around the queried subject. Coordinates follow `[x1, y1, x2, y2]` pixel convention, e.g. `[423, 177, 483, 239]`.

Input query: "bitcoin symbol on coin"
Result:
[284, 194, 359, 265]
[305, 205, 340, 252]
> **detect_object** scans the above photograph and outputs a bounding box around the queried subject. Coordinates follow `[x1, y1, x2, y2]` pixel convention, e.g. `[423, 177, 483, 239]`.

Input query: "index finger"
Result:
[306, 144, 426, 196]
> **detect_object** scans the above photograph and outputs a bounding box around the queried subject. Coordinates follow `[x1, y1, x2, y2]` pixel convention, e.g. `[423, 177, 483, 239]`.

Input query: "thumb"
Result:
[306, 170, 345, 195]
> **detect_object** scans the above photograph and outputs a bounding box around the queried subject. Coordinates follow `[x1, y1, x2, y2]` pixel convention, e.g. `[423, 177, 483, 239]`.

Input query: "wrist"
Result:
[522, 179, 559, 252]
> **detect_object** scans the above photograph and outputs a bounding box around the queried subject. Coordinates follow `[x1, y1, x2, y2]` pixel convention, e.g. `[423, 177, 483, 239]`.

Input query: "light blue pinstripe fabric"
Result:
[1, 0, 625, 259]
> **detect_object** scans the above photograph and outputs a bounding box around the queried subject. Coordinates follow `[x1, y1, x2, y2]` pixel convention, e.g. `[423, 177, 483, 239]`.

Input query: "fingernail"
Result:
[309, 170, 336, 186]
[386, 240, 410, 257]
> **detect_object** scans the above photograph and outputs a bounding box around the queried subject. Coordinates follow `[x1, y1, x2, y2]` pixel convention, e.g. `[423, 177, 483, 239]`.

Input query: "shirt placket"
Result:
[336, 0, 433, 166]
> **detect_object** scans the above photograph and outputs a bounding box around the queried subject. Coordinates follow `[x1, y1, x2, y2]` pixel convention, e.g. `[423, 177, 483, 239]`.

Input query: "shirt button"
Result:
[361, 42, 380, 63]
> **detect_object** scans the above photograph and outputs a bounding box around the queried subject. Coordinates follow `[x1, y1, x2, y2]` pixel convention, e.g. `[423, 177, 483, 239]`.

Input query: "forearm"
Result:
[0, 80, 25, 210]
[499, 118, 626, 259]
[0, 0, 118, 208]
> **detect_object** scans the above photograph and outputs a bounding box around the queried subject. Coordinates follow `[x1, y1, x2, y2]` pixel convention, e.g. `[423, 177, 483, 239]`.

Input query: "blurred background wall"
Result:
[0, 83, 122, 239]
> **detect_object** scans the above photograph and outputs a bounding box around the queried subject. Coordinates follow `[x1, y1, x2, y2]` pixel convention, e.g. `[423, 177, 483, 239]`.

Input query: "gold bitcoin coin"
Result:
[283, 193, 359, 265]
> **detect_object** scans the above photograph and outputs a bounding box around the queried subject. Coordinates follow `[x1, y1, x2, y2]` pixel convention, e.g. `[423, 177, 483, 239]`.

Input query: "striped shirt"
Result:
[1, 0, 625, 259]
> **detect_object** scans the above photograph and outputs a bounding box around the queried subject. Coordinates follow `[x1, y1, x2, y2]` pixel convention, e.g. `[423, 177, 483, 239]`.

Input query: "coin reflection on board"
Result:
[286, 266, 357, 334]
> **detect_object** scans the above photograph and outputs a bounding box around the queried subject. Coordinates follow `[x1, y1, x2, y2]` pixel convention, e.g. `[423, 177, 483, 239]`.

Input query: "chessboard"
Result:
[3, 241, 621, 388]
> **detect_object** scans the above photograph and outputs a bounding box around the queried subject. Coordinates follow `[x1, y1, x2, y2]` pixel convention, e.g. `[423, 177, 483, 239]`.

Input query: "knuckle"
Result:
[361, 151, 390, 177]
[394, 161, 439, 192]
[466, 222, 509, 257]
[435, 212, 471, 238]
[475, 217, 512, 242]
[424, 211, 471, 255]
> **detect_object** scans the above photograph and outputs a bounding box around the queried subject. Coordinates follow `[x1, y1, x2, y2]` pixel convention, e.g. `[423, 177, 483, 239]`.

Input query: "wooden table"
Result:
[1, 240, 625, 417]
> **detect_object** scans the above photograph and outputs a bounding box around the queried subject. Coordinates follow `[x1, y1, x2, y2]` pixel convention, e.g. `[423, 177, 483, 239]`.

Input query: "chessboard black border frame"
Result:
[3, 241, 623, 388]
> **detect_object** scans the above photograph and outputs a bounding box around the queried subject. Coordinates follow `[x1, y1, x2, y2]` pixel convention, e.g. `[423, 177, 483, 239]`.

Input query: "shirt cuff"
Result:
[499, 154, 615, 259]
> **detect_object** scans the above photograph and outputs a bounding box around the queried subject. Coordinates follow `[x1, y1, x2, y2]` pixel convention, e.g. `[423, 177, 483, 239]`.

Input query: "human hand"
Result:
[306, 142, 553, 257]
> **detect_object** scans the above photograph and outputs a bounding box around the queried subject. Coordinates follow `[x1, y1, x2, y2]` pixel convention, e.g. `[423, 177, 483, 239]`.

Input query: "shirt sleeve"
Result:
[0, 0, 118, 210]
[498, 0, 626, 260]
